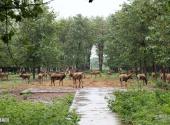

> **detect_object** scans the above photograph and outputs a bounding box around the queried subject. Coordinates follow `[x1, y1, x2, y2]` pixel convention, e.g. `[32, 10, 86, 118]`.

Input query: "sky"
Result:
[47, 0, 128, 18]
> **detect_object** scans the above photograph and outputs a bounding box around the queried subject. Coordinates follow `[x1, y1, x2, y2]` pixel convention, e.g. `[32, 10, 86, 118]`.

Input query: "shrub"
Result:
[109, 90, 170, 125]
[0, 95, 79, 125]
[155, 80, 170, 90]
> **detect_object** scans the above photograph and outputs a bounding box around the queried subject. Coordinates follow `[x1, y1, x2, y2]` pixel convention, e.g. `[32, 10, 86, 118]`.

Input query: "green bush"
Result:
[109, 90, 170, 125]
[155, 80, 170, 90]
[0, 95, 79, 125]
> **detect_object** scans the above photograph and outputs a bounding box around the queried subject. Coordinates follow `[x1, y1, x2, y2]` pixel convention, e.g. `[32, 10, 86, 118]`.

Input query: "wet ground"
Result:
[70, 88, 124, 125]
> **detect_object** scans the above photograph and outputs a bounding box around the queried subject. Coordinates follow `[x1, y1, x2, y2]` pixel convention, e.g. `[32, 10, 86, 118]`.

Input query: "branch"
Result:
[0, 0, 54, 11]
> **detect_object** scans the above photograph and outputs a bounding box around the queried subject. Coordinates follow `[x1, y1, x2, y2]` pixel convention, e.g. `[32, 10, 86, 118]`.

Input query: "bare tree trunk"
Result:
[38, 67, 40, 73]
[32, 67, 35, 79]
[98, 43, 104, 71]
[139, 60, 142, 73]
[86, 53, 91, 70]
[162, 66, 166, 82]
[143, 59, 147, 76]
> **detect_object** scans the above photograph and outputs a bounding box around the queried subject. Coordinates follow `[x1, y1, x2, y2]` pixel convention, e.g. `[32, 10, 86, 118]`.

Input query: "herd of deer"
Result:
[0, 70, 170, 88]
[0, 70, 101, 88]
[119, 71, 170, 87]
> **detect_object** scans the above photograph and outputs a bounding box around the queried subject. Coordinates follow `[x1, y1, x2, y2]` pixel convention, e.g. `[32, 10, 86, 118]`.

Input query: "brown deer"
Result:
[166, 74, 170, 83]
[90, 70, 101, 78]
[50, 72, 66, 86]
[38, 73, 44, 84]
[119, 73, 132, 87]
[20, 73, 31, 84]
[69, 71, 84, 88]
[137, 74, 147, 85]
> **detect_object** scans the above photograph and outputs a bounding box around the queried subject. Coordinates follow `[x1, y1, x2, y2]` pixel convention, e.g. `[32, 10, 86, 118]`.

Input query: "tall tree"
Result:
[92, 17, 107, 71]
[16, 7, 60, 78]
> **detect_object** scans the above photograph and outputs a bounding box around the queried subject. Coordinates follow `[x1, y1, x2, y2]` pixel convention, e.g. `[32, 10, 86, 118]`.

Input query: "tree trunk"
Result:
[86, 52, 91, 70]
[38, 67, 40, 73]
[98, 43, 104, 71]
[32, 67, 35, 79]
[152, 61, 157, 73]
[32, 57, 36, 79]
[139, 60, 142, 73]
[143, 59, 147, 76]
[162, 66, 166, 82]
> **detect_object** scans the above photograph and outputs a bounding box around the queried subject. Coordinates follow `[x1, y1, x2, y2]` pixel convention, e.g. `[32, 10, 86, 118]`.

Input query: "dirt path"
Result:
[0, 75, 125, 102]
[70, 88, 123, 125]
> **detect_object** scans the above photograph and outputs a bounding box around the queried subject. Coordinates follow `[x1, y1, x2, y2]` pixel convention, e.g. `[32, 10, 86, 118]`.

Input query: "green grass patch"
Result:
[89, 73, 119, 81]
[109, 90, 170, 125]
[0, 94, 79, 125]
[155, 80, 170, 90]
[0, 74, 24, 88]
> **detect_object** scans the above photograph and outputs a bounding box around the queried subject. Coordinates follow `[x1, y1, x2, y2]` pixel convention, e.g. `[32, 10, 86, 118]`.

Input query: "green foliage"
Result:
[0, 0, 44, 44]
[0, 95, 79, 125]
[105, 0, 170, 70]
[56, 14, 94, 69]
[155, 80, 170, 90]
[109, 90, 170, 125]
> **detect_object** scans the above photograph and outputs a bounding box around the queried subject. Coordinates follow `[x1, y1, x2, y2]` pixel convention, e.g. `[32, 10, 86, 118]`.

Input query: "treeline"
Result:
[0, 5, 107, 73]
[0, 0, 170, 75]
[105, 0, 170, 74]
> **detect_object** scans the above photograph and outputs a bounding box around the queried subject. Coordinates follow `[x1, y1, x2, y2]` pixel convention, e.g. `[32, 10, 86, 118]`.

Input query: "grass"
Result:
[0, 74, 43, 89]
[88, 73, 119, 81]
[0, 94, 79, 125]
[0, 75, 23, 89]
[109, 90, 170, 125]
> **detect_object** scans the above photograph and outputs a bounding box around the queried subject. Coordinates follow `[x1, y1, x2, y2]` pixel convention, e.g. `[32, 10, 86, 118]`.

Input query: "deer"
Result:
[69, 71, 84, 88]
[20, 73, 31, 84]
[137, 74, 148, 85]
[119, 73, 133, 87]
[90, 70, 101, 78]
[50, 72, 66, 86]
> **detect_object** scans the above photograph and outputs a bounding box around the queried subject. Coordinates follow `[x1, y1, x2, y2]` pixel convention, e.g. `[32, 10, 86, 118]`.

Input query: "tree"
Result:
[57, 15, 93, 70]
[14, 7, 61, 78]
[104, 0, 169, 74]
[92, 17, 107, 71]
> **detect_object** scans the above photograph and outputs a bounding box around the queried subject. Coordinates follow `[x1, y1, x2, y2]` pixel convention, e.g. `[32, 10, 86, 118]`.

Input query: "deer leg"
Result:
[51, 79, 52, 86]
[62, 80, 63, 86]
[125, 81, 127, 88]
[81, 79, 83, 88]
[51, 78, 53, 86]
[78, 79, 81, 88]
[75, 79, 77, 88]
[74, 80, 76, 88]
[73, 79, 75, 88]
[28, 79, 30, 84]
[53, 80, 55, 86]
[120, 78, 123, 87]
